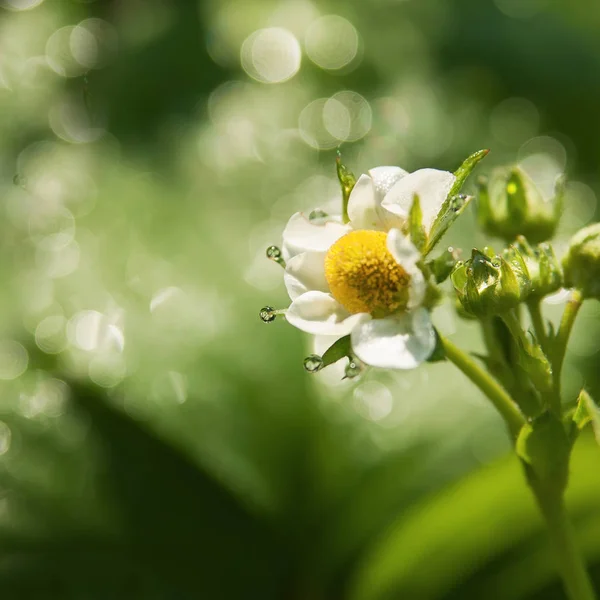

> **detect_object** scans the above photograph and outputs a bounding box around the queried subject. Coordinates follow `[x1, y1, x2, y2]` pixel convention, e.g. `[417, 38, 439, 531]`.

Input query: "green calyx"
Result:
[562, 222, 600, 299]
[477, 167, 563, 244]
[451, 246, 531, 317]
[512, 236, 563, 299]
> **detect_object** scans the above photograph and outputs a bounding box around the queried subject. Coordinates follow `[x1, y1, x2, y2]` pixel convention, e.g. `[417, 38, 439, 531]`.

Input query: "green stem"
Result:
[552, 289, 584, 401]
[530, 484, 597, 600]
[501, 310, 529, 348]
[440, 335, 525, 438]
[527, 299, 549, 354]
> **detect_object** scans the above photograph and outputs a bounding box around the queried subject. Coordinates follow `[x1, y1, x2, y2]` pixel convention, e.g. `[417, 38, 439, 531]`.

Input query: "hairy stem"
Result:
[440, 335, 525, 438]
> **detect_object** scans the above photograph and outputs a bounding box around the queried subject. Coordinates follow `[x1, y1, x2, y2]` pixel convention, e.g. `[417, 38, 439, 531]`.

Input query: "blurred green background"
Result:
[0, 0, 599, 598]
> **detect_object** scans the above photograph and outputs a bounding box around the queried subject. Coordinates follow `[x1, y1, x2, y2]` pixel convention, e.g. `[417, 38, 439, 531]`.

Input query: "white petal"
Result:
[386, 229, 421, 267]
[351, 308, 435, 369]
[347, 174, 384, 230]
[347, 167, 407, 231]
[282, 212, 350, 259]
[284, 251, 329, 301]
[286, 291, 370, 336]
[386, 230, 426, 309]
[381, 169, 456, 232]
[407, 267, 426, 309]
[368, 166, 408, 196]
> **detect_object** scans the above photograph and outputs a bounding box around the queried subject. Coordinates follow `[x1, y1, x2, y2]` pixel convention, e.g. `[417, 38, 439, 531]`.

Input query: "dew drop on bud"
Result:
[259, 306, 277, 323]
[344, 359, 362, 379]
[266, 245, 286, 268]
[303, 354, 323, 373]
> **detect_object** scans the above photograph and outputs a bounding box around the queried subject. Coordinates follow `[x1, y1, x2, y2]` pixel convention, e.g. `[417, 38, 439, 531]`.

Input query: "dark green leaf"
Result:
[426, 328, 446, 362]
[321, 335, 352, 368]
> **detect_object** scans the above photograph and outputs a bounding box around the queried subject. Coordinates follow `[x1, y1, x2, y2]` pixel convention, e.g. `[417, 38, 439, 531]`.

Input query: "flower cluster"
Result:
[257, 147, 600, 597]
[261, 148, 600, 382]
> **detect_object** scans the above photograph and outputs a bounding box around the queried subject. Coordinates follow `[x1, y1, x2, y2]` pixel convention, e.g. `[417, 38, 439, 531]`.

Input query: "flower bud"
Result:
[477, 167, 563, 244]
[562, 222, 600, 298]
[512, 236, 562, 299]
[451, 247, 531, 317]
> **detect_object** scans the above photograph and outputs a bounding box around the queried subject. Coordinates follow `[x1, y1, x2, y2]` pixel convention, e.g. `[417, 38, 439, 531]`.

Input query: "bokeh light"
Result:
[305, 15, 360, 71]
[240, 27, 301, 83]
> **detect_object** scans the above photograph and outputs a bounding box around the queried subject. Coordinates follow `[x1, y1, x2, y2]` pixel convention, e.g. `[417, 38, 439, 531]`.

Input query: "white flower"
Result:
[279, 166, 455, 369]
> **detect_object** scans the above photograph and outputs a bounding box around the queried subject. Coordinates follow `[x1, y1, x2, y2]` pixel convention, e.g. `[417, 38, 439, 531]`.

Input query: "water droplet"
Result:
[266, 245, 281, 260]
[266, 245, 286, 268]
[344, 358, 363, 379]
[492, 260, 501, 268]
[303, 354, 323, 373]
[309, 209, 328, 221]
[13, 173, 26, 188]
[259, 306, 277, 323]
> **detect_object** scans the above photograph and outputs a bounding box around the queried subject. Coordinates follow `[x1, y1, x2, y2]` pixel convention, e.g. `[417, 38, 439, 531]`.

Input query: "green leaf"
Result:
[573, 389, 600, 444]
[516, 412, 570, 490]
[321, 335, 352, 368]
[408, 194, 427, 252]
[336, 150, 356, 224]
[424, 149, 489, 255]
[349, 435, 600, 600]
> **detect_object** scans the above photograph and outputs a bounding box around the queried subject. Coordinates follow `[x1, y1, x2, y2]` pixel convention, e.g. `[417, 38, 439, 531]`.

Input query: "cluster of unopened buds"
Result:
[259, 147, 600, 599]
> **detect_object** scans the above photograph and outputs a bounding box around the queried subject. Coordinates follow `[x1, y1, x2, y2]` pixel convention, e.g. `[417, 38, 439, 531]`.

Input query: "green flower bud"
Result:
[562, 222, 600, 298]
[511, 236, 563, 299]
[451, 247, 531, 317]
[477, 167, 563, 244]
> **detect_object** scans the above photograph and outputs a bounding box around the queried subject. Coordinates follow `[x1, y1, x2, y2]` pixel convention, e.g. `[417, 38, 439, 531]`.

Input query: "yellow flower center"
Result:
[324, 230, 411, 316]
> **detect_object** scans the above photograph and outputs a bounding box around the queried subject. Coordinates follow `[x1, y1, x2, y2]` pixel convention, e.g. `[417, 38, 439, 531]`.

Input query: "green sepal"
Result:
[572, 389, 600, 444]
[424, 194, 473, 256]
[426, 328, 446, 363]
[514, 336, 553, 397]
[336, 150, 356, 224]
[448, 148, 490, 199]
[423, 149, 489, 255]
[321, 335, 352, 368]
[408, 194, 427, 252]
[516, 411, 571, 492]
[427, 248, 459, 284]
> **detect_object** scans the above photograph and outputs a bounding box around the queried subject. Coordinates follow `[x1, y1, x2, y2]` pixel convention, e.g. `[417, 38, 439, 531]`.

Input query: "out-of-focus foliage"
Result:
[0, 0, 599, 598]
